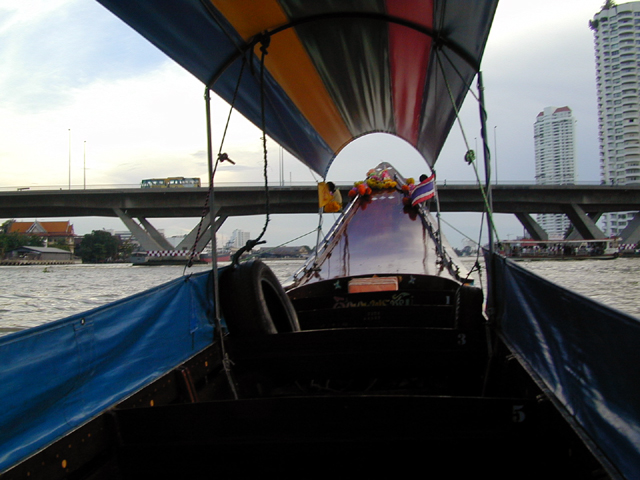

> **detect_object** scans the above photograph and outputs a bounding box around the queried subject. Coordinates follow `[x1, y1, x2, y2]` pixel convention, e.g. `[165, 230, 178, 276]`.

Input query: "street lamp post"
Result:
[84, 140, 86, 189]
[494, 126, 498, 185]
[68, 129, 71, 190]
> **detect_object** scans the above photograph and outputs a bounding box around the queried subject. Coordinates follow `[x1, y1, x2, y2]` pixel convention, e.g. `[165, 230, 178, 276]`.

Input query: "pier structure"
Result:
[2, 184, 640, 251]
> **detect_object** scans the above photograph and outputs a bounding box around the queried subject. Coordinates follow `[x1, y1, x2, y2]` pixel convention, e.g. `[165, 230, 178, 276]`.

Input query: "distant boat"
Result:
[499, 238, 619, 260]
[199, 251, 230, 263]
[130, 250, 205, 266]
[619, 243, 640, 256]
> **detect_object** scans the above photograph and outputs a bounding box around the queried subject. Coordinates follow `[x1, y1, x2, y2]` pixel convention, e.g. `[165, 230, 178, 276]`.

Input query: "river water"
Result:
[0, 261, 304, 336]
[0, 257, 638, 336]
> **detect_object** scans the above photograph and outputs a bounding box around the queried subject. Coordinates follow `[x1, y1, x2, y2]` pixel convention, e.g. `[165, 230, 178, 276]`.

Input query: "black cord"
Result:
[233, 35, 272, 266]
[184, 59, 247, 273]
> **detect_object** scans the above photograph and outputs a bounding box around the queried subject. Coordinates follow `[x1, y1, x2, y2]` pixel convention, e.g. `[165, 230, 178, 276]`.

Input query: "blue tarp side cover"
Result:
[0, 270, 215, 472]
[491, 254, 640, 479]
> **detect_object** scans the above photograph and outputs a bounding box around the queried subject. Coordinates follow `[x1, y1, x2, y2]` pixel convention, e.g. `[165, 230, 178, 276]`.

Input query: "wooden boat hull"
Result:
[3, 327, 606, 479]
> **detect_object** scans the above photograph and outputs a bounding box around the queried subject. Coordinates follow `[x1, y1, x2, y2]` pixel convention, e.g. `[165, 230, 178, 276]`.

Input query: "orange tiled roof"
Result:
[8, 221, 74, 235]
[8, 222, 31, 234]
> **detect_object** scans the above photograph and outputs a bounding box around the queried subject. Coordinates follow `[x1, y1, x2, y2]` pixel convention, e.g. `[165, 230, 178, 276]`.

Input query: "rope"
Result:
[195, 74, 246, 400]
[183, 59, 247, 275]
[214, 59, 247, 177]
[432, 170, 443, 246]
[437, 213, 485, 287]
[429, 48, 494, 291]
[439, 47, 481, 104]
[435, 52, 473, 155]
[255, 228, 317, 256]
[438, 215, 480, 247]
[312, 211, 324, 270]
[435, 50, 499, 244]
[232, 34, 271, 265]
[436, 51, 496, 255]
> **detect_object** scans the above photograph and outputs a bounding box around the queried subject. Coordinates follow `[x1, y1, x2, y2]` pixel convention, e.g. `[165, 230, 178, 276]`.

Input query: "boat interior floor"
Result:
[107, 329, 605, 479]
[6, 287, 609, 480]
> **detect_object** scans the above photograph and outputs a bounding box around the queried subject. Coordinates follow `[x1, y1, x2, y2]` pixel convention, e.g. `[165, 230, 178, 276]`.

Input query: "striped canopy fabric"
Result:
[97, 0, 498, 177]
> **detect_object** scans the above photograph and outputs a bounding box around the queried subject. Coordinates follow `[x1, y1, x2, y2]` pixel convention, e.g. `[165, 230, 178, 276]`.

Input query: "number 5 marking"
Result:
[512, 405, 526, 423]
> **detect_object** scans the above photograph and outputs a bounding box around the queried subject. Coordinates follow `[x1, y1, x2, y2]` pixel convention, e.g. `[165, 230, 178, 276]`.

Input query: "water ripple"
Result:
[1, 258, 636, 337]
[0, 261, 302, 336]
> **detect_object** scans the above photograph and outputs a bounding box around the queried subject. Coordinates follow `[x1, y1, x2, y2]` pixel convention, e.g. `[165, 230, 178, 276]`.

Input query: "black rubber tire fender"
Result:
[219, 259, 301, 336]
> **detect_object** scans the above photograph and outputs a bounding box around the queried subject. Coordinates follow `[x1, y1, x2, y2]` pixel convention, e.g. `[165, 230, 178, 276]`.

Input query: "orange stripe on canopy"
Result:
[210, 0, 352, 154]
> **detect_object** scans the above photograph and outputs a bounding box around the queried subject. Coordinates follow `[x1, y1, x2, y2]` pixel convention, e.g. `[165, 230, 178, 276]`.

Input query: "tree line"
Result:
[76, 230, 133, 263]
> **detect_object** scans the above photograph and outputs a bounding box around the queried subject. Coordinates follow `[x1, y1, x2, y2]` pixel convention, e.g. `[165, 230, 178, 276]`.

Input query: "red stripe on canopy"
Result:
[387, 0, 434, 145]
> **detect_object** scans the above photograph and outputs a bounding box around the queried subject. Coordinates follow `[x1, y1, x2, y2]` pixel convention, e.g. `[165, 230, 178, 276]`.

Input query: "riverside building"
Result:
[590, 1, 640, 236]
[533, 106, 577, 238]
[231, 229, 251, 248]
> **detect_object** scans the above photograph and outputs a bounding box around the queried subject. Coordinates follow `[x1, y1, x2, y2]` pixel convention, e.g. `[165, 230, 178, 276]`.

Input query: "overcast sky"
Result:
[0, 0, 609, 248]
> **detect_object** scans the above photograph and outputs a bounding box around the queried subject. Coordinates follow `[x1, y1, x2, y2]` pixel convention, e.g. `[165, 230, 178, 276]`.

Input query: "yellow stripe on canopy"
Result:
[210, 0, 352, 156]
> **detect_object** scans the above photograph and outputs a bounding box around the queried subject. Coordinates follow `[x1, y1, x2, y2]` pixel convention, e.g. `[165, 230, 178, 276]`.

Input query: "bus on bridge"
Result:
[141, 177, 201, 188]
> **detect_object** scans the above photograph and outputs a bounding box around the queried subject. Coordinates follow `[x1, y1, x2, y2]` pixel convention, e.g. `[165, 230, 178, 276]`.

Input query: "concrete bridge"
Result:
[2, 184, 640, 250]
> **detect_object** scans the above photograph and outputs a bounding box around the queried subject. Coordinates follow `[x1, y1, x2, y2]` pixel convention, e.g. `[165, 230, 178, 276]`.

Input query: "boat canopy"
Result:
[97, 0, 498, 177]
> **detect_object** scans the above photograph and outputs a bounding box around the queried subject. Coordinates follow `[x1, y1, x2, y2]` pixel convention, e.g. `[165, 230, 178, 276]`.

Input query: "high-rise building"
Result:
[533, 106, 577, 238]
[591, 1, 640, 236]
[231, 229, 251, 248]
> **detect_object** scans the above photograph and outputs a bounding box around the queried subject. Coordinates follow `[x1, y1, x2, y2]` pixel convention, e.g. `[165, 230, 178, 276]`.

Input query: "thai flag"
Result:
[411, 174, 436, 206]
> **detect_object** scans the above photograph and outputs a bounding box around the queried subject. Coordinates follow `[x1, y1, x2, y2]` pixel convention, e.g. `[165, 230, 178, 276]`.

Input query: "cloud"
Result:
[472, 0, 604, 183]
[0, 0, 169, 113]
[0, 53, 280, 188]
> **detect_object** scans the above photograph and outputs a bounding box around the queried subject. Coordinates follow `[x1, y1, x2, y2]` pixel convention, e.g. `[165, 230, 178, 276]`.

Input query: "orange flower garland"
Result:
[349, 167, 398, 197]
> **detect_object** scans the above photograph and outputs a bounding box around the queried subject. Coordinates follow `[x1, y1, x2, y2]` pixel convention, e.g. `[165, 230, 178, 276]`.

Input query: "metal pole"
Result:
[205, 87, 239, 400]
[68, 129, 71, 190]
[279, 146, 284, 186]
[477, 72, 494, 253]
[205, 88, 220, 322]
[84, 140, 86, 190]
[494, 126, 498, 186]
[477, 71, 499, 325]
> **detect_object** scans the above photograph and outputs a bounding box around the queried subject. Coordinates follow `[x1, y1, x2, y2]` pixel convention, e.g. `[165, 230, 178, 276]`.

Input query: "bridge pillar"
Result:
[514, 213, 548, 241]
[175, 216, 212, 252]
[138, 218, 174, 250]
[561, 204, 606, 240]
[174, 213, 229, 254]
[213, 214, 228, 232]
[565, 212, 602, 240]
[113, 208, 171, 251]
[197, 214, 229, 251]
[619, 212, 640, 244]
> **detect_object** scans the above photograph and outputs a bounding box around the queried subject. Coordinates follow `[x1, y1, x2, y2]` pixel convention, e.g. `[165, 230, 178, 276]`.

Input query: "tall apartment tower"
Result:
[533, 106, 577, 238]
[591, 1, 640, 236]
[231, 229, 251, 248]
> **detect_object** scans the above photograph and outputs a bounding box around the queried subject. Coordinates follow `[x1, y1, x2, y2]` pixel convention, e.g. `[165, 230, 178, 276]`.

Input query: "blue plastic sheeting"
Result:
[0, 270, 214, 472]
[490, 254, 640, 479]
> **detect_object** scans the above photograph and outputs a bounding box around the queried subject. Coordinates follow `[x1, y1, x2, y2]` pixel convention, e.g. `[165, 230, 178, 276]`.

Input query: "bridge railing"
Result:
[0, 180, 608, 192]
